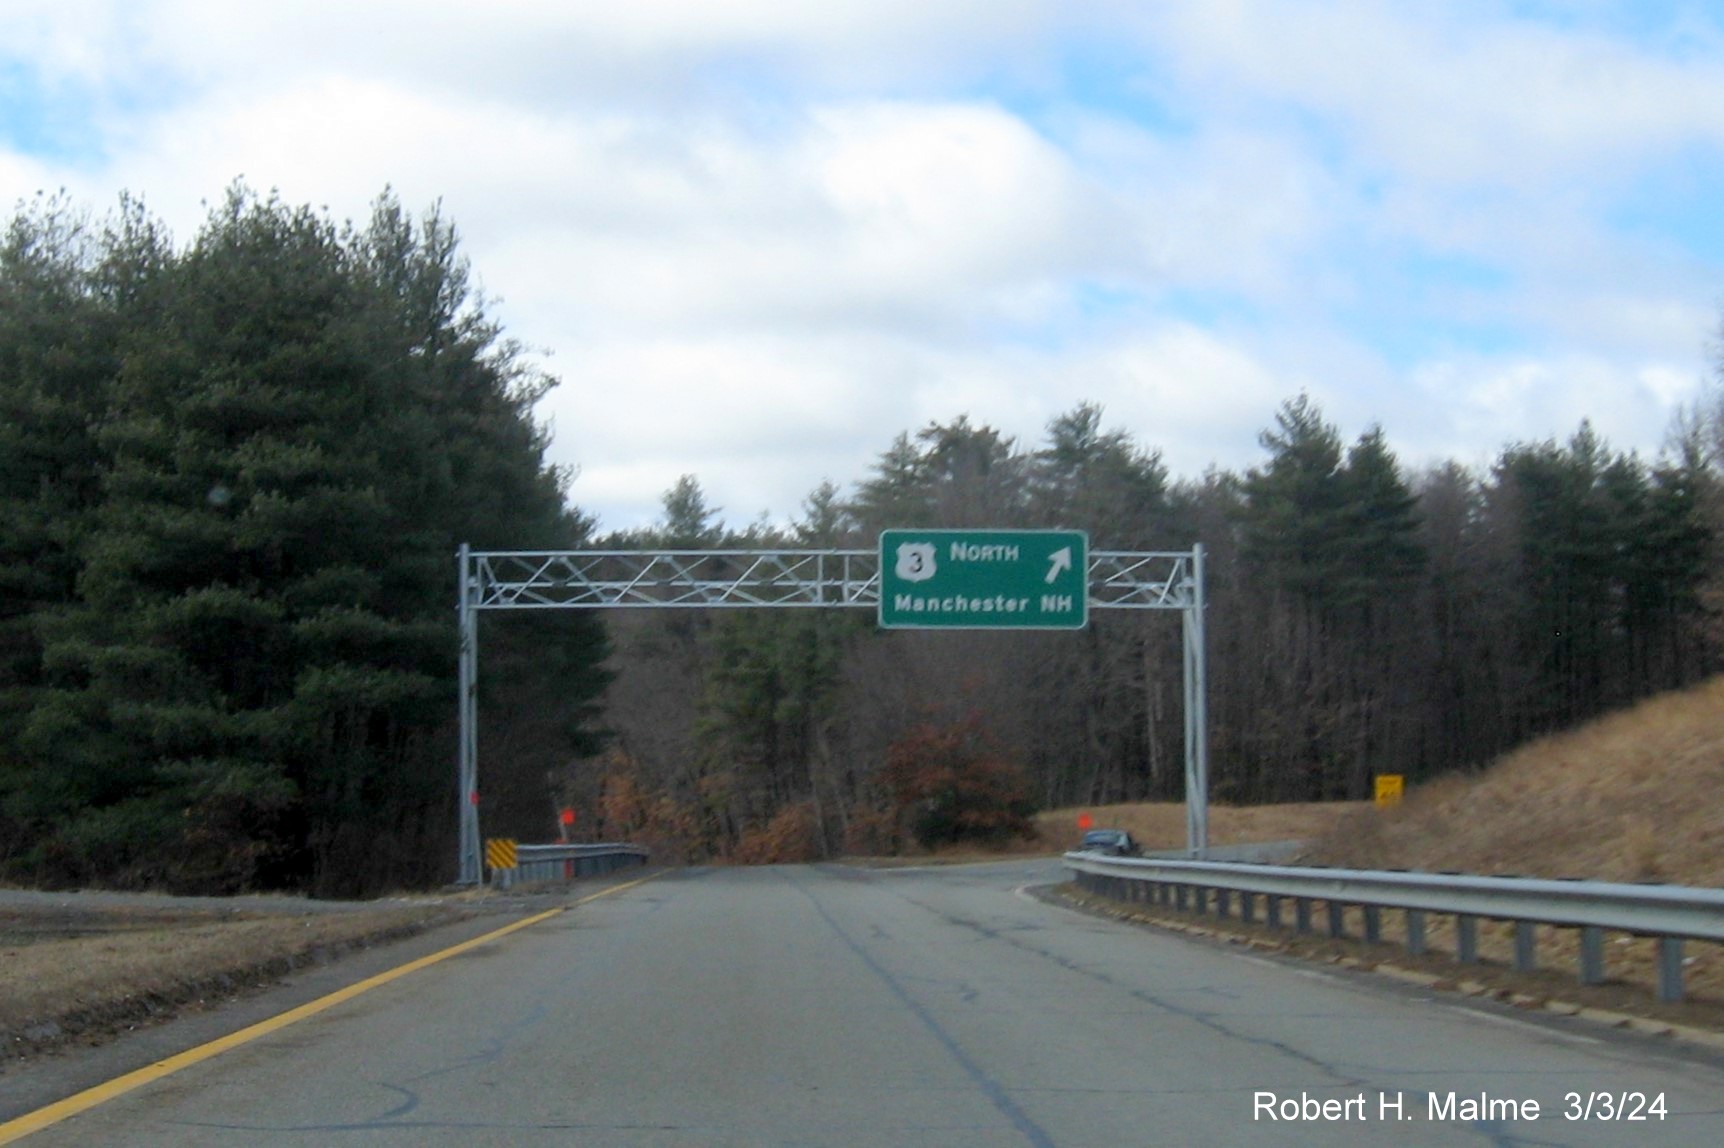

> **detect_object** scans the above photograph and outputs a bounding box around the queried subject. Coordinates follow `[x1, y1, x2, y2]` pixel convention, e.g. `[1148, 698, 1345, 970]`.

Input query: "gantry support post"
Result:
[457, 544, 481, 886]
[1183, 542, 1209, 857]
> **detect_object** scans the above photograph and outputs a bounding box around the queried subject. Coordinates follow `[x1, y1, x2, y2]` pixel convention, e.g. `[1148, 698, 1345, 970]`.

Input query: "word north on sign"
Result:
[878, 529, 1090, 630]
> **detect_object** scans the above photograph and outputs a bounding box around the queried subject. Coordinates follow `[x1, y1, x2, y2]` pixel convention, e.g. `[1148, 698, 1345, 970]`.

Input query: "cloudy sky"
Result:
[3, 1, 1722, 533]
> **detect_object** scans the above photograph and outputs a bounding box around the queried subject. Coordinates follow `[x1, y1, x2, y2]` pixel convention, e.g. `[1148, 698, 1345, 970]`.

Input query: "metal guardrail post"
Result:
[1579, 926, 1605, 984]
[1456, 915, 1478, 964]
[1514, 921, 1537, 972]
[1406, 910, 1426, 955]
[1658, 939, 1685, 1003]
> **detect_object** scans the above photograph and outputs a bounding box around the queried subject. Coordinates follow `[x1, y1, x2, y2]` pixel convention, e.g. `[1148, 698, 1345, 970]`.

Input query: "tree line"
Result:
[586, 397, 1718, 861]
[3, 185, 1717, 888]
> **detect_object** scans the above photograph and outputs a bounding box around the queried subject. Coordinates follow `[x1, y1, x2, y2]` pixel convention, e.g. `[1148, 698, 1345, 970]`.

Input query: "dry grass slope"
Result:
[0, 905, 464, 1057]
[1306, 674, 1724, 887]
[1050, 683, 1724, 1019]
[1034, 801, 1362, 854]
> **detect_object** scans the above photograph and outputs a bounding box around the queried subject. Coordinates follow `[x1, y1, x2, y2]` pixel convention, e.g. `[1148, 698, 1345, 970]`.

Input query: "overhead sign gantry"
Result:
[456, 540, 1207, 884]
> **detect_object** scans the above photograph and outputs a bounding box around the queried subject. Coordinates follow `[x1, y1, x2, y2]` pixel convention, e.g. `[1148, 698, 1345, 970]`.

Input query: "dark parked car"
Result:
[1078, 828, 1140, 856]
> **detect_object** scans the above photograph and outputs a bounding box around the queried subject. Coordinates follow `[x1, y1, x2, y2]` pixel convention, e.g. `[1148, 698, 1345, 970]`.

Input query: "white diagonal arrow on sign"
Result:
[1045, 546, 1072, 584]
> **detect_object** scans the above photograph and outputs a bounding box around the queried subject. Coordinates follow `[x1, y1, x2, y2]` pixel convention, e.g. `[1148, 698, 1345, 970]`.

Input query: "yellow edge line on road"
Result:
[0, 870, 661, 1145]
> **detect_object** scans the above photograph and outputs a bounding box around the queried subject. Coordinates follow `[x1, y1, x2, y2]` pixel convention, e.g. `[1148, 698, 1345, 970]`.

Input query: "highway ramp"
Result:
[7, 859, 1723, 1146]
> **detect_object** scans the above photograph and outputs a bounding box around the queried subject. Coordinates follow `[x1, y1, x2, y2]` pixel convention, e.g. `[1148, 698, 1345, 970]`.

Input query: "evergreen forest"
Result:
[1, 188, 1717, 890]
[0, 187, 607, 895]
[594, 400, 1717, 863]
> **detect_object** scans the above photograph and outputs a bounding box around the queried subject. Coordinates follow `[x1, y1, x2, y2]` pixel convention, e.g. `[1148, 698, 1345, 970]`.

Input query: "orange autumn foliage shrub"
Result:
[731, 801, 821, 864]
[883, 714, 1037, 849]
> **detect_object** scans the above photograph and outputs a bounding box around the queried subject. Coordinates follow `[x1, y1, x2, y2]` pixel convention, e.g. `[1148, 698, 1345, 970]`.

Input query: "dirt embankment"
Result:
[1034, 799, 1361, 854]
[1303, 675, 1724, 888]
[1055, 675, 1724, 1028]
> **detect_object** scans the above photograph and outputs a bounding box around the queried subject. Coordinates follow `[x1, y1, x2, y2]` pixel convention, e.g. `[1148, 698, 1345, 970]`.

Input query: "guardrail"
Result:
[1065, 853, 1724, 1003]
[508, 843, 650, 885]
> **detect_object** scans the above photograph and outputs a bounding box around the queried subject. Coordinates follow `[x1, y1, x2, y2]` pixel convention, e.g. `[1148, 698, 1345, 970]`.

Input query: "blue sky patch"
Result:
[0, 60, 103, 165]
[1608, 146, 1724, 267]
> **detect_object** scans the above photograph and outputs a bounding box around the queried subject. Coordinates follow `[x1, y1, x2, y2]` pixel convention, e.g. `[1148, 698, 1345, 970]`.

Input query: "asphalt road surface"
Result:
[8, 860, 1724, 1146]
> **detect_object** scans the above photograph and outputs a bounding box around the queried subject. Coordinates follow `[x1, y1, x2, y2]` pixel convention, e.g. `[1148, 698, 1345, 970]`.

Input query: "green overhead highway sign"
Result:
[878, 529, 1089, 630]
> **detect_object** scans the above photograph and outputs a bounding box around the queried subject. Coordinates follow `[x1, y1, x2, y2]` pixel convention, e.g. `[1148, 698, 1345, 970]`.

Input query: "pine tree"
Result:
[916, 416, 1027, 525]
[1031, 402, 1170, 545]
[0, 194, 127, 868]
[659, 475, 725, 548]
[850, 432, 931, 530]
[1335, 426, 1423, 606]
[1491, 424, 1620, 729]
[794, 480, 854, 547]
[2, 186, 607, 893]
[0, 195, 116, 705]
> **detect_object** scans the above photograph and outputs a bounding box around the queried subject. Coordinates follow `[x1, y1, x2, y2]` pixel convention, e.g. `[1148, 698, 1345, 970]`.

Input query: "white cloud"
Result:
[549, 318, 1311, 533]
[1531, 293, 1716, 361]
[455, 98, 1141, 350]
[807, 103, 1112, 300]
[1146, 0, 1724, 188]
[71, 0, 1073, 116]
[1058, 324, 1293, 467]
[1406, 351, 1701, 466]
[2, 1, 1720, 532]
[0, 151, 59, 203]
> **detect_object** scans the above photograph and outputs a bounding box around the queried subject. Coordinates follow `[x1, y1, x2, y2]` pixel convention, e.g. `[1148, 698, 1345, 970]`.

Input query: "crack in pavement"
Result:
[161, 998, 555, 1137]
[863, 874, 1564, 1148]
[785, 871, 1060, 1148]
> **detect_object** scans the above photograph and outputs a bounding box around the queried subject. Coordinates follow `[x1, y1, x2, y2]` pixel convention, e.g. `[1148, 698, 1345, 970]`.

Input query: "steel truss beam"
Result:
[467, 549, 1201, 610]
[456, 545, 1208, 884]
